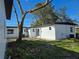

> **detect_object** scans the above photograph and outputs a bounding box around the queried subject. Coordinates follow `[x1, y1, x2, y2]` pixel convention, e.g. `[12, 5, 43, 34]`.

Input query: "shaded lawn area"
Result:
[6, 39, 79, 59]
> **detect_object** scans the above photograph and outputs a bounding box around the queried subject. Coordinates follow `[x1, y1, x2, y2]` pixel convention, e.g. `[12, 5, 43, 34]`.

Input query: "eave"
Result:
[4, 0, 13, 19]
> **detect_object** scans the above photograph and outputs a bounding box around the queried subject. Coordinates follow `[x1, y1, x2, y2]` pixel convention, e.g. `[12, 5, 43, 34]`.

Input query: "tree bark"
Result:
[17, 24, 23, 41]
[17, 13, 26, 41]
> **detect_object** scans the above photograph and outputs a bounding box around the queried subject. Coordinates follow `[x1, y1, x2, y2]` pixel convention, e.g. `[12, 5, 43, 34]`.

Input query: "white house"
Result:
[29, 20, 77, 41]
[6, 26, 29, 39]
[0, 0, 13, 59]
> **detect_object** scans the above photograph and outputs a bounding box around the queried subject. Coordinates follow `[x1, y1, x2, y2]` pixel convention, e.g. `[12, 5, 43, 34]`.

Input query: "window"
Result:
[49, 27, 51, 30]
[7, 29, 14, 34]
[33, 29, 35, 32]
[70, 27, 73, 32]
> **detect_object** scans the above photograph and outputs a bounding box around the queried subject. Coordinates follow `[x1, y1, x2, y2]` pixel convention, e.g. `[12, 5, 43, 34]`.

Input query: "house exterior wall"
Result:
[55, 24, 76, 40]
[40, 26, 56, 40]
[29, 24, 76, 41]
[23, 28, 29, 37]
[29, 26, 56, 40]
[28, 28, 37, 38]
[0, 0, 6, 59]
[7, 27, 28, 38]
[7, 28, 18, 38]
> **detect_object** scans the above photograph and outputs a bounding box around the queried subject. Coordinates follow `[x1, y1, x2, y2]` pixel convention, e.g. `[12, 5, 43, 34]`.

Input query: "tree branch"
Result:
[13, 4, 19, 26]
[17, 0, 24, 14]
[25, 0, 53, 13]
[21, 12, 28, 26]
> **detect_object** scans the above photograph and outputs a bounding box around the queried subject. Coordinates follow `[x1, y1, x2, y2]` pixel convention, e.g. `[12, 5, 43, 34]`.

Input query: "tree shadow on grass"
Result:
[6, 40, 79, 59]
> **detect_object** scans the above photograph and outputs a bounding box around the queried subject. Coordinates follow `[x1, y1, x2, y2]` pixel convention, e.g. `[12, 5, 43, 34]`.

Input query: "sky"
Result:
[6, 0, 79, 27]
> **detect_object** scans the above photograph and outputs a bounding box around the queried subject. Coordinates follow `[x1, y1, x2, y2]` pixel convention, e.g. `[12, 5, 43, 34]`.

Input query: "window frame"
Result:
[70, 27, 74, 33]
[7, 29, 14, 34]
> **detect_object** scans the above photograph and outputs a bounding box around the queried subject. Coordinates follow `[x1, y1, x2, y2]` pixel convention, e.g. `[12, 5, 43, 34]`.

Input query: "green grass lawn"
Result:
[6, 38, 79, 59]
[49, 38, 79, 53]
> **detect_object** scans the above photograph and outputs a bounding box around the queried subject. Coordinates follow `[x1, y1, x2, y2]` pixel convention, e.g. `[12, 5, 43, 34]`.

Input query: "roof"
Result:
[55, 17, 78, 25]
[31, 22, 77, 28]
[55, 22, 77, 25]
[7, 26, 30, 29]
[4, 0, 13, 19]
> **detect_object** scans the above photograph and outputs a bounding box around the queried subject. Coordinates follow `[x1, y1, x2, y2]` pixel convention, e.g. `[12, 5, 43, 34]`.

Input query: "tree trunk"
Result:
[17, 24, 23, 41]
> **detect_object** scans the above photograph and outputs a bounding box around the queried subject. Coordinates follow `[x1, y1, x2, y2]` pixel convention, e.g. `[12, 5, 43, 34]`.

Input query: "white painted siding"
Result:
[29, 26, 56, 40]
[55, 24, 76, 40]
[7, 28, 18, 38]
[28, 28, 37, 37]
[23, 28, 29, 37]
[40, 26, 56, 40]
[0, 0, 6, 59]
[7, 27, 28, 38]
[29, 24, 76, 41]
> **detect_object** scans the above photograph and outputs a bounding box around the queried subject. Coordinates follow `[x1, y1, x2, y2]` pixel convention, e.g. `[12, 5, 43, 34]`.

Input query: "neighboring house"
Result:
[6, 26, 29, 39]
[29, 19, 77, 41]
[75, 26, 79, 33]
[0, 0, 13, 59]
[75, 26, 79, 39]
